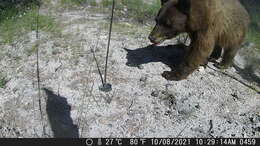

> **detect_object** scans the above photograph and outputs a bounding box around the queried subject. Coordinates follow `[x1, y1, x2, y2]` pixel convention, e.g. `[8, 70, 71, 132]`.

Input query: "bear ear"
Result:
[161, 0, 179, 6]
[176, 0, 190, 15]
[161, 0, 169, 5]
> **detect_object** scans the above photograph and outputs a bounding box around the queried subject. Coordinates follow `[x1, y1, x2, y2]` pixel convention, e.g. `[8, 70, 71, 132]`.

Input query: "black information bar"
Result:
[0, 138, 259, 146]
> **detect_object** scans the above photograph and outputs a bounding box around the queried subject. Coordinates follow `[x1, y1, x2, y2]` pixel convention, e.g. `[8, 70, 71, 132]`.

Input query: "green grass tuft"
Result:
[60, 0, 97, 7]
[120, 0, 160, 23]
[0, 74, 7, 88]
[0, 6, 59, 44]
[60, 0, 161, 23]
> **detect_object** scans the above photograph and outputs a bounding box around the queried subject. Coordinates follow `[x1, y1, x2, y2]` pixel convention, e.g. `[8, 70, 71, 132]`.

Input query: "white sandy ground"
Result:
[0, 7, 259, 138]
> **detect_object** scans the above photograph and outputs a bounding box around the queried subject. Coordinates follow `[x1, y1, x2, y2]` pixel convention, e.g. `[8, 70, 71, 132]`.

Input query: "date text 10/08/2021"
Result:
[93, 138, 257, 146]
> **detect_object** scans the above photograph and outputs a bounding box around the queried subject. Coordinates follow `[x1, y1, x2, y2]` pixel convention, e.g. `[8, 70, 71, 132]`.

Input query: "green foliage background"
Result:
[0, 0, 259, 47]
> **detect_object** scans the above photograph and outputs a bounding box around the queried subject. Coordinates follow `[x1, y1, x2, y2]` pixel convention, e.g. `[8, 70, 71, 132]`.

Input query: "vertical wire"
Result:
[36, 0, 42, 120]
[35, 0, 46, 136]
[91, 36, 105, 85]
[104, 0, 115, 84]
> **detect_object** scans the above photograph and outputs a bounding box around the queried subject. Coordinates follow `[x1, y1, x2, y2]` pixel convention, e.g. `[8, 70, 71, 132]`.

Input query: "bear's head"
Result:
[149, 0, 190, 45]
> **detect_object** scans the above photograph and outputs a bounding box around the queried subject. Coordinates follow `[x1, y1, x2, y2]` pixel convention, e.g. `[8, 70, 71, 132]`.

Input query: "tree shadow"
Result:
[43, 88, 79, 138]
[124, 44, 187, 69]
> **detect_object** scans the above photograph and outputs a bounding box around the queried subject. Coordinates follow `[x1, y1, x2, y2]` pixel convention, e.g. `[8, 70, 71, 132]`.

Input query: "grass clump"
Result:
[0, 74, 8, 88]
[103, 0, 160, 23]
[0, 3, 59, 44]
[123, 0, 160, 23]
[60, 0, 97, 7]
[61, 0, 160, 23]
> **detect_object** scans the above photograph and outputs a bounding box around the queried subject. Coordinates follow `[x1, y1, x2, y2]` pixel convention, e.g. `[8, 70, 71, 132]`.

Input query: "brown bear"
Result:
[149, 0, 250, 81]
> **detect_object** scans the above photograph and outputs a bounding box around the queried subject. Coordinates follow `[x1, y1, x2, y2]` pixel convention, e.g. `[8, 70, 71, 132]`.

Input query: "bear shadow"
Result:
[44, 88, 79, 138]
[124, 44, 186, 69]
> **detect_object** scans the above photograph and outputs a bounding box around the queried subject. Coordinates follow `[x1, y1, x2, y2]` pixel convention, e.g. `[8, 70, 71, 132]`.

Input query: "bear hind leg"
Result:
[209, 45, 222, 62]
[201, 45, 222, 67]
[216, 48, 238, 69]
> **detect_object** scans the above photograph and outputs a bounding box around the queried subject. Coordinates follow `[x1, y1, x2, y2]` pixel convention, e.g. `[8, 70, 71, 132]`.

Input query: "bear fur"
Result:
[149, 0, 250, 81]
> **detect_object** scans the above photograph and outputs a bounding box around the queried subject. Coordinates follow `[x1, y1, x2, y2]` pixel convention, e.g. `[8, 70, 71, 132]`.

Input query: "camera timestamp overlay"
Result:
[0, 138, 259, 146]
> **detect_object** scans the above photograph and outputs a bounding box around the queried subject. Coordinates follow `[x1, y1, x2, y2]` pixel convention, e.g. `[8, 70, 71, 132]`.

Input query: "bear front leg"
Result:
[162, 31, 215, 81]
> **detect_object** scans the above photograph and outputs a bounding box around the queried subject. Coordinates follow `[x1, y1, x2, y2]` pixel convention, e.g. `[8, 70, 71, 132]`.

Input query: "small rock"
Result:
[168, 95, 176, 106]
[239, 113, 246, 116]
[195, 104, 200, 109]
[161, 90, 167, 95]
[249, 117, 254, 123]
[138, 65, 144, 69]
[151, 90, 159, 97]
[52, 49, 61, 55]
[227, 119, 232, 124]
[231, 93, 239, 100]
[198, 66, 205, 72]
[140, 76, 147, 82]
[164, 110, 172, 116]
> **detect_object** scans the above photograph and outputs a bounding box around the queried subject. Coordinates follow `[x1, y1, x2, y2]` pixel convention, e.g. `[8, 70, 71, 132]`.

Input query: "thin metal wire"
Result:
[104, 0, 115, 84]
[91, 43, 105, 85]
[36, 1, 43, 119]
[35, 0, 46, 136]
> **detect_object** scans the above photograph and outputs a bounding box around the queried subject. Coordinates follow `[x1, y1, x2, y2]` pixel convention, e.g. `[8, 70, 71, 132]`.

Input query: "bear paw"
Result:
[213, 63, 230, 70]
[162, 71, 187, 81]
